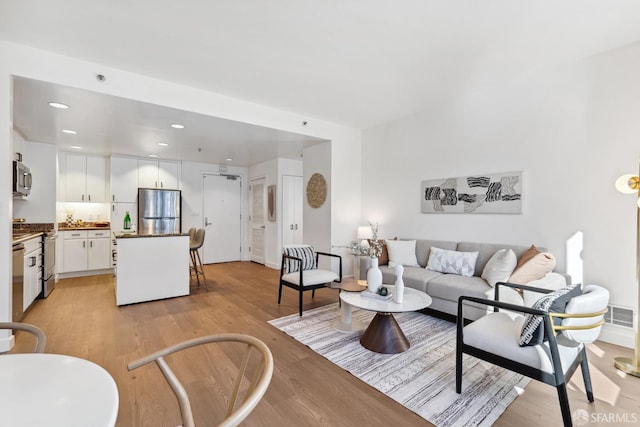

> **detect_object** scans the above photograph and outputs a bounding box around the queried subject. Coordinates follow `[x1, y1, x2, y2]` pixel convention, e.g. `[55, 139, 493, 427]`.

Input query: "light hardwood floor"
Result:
[14, 261, 640, 426]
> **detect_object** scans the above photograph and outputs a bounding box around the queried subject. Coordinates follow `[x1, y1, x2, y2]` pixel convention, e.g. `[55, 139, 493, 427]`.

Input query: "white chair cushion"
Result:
[281, 269, 339, 287]
[562, 284, 609, 343]
[464, 312, 583, 374]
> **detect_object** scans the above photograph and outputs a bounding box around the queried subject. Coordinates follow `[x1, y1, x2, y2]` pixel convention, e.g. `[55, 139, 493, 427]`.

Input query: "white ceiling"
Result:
[4, 1, 640, 163]
[12, 77, 325, 166]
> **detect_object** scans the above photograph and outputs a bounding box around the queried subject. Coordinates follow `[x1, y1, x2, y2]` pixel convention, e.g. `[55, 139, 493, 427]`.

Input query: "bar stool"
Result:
[190, 228, 207, 289]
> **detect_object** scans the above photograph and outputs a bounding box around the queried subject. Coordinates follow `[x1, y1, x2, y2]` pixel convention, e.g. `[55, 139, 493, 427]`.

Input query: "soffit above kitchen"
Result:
[12, 77, 326, 167]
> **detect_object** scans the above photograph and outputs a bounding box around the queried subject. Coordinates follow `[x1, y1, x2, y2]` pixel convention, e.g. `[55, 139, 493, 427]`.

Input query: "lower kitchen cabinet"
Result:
[61, 230, 112, 274]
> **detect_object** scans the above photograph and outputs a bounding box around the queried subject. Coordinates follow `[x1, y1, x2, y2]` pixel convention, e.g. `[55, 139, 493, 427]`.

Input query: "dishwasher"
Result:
[12, 243, 25, 322]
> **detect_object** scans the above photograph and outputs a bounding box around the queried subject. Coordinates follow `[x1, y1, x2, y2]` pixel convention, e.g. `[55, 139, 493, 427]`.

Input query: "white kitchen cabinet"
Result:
[110, 156, 139, 202]
[282, 175, 303, 246]
[23, 237, 42, 311]
[63, 153, 107, 202]
[61, 230, 111, 273]
[138, 159, 179, 189]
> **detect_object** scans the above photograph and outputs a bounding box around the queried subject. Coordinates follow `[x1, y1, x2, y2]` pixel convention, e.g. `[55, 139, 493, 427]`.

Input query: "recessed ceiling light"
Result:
[48, 102, 69, 109]
[62, 129, 77, 134]
[157, 142, 169, 147]
[170, 123, 184, 129]
[71, 145, 82, 150]
[148, 154, 158, 158]
[225, 158, 233, 162]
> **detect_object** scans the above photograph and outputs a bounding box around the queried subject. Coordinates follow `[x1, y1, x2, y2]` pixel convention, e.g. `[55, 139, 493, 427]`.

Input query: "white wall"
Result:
[303, 142, 333, 269]
[362, 42, 640, 347]
[12, 133, 57, 223]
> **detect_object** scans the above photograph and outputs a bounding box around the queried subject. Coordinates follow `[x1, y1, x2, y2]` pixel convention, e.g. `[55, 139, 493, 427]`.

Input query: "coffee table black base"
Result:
[360, 312, 410, 354]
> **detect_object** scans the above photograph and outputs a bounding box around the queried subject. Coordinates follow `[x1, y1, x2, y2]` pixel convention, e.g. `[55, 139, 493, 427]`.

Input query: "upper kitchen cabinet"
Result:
[138, 159, 179, 189]
[61, 153, 107, 202]
[110, 156, 138, 203]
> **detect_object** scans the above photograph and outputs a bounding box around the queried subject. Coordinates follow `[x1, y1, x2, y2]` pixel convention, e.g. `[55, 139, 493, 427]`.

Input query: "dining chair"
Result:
[189, 228, 206, 289]
[278, 244, 342, 316]
[0, 322, 47, 353]
[456, 282, 609, 427]
[128, 333, 273, 427]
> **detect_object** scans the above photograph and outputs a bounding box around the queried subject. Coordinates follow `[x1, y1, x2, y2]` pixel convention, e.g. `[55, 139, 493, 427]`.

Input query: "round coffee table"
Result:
[339, 285, 432, 354]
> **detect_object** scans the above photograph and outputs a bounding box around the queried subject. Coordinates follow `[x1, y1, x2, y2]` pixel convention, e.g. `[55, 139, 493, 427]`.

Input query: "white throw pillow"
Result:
[481, 249, 517, 287]
[386, 240, 419, 267]
[426, 247, 479, 277]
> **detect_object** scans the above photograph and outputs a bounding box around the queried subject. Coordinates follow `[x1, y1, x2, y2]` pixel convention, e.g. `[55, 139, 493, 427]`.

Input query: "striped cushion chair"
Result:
[278, 244, 342, 316]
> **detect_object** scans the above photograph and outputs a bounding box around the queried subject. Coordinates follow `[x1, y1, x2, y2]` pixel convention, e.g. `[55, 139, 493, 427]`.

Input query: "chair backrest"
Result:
[191, 228, 205, 250]
[282, 244, 317, 273]
[556, 284, 609, 343]
[0, 322, 47, 353]
[188, 227, 196, 243]
[128, 333, 273, 427]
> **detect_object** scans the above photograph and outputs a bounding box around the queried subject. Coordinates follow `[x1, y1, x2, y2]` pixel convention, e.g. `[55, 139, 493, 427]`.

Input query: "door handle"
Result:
[290, 224, 293, 230]
[90, 241, 93, 248]
[260, 225, 265, 229]
[82, 194, 85, 201]
[205, 217, 212, 226]
[88, 194, 91, 201]
[295, 224, 298, 230]
[83, 241, 86, 248]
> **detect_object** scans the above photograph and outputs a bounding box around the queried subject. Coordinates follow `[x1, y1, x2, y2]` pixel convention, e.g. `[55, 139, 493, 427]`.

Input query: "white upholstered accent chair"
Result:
[0, 322, 47, 353]
[456, 282, 609, 427]
[128, 333, 273, 427]
[278, 244, 342, 316]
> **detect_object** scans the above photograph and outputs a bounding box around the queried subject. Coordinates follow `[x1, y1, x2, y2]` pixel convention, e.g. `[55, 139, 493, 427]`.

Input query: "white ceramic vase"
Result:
[393, 264, 404, 303]
[367, 257, 382, 293]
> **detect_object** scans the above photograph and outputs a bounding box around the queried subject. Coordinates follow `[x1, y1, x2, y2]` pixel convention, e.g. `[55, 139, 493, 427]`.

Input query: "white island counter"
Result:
[114, 233, 189, 306]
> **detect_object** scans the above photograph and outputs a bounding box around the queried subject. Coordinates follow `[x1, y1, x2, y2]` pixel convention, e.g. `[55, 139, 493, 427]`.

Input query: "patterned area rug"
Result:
[269, 304, 530, 427]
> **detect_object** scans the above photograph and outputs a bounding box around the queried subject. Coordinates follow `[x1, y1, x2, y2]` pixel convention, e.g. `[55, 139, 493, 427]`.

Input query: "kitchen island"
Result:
[114, 232, 189, 306]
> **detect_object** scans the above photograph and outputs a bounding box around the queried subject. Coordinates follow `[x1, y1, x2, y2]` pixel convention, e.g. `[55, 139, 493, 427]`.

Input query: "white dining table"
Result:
[0, 353, 119, 427]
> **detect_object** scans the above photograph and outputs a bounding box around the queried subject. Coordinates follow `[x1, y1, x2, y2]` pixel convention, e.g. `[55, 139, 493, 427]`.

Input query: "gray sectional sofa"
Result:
[359, 239, 570, 320]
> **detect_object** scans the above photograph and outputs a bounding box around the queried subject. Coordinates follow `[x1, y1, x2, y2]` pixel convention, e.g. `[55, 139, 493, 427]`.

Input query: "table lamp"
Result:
[614, 171, 640, 377]
[357, 226, 373, 247]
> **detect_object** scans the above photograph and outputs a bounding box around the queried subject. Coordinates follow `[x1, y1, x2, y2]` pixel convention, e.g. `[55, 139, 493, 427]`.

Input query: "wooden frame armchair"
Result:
[128, 333, 273, 427]
[0, 322, 47, 353]
[456, 282, 608, 427]
[278, 244, 342, 316]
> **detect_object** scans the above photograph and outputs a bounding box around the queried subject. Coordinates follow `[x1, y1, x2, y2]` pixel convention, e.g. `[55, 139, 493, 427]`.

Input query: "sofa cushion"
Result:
[415, 239, 458, 267]
[509, 252, 556, 285]
[379, 265, 441, 293]
[515, 244, 541, 271]
[386, 239, 419, 267]
[427, 273, 491, 302]
[481, 249, 517, 287]
[456, 241, 533, 277]
[426, 247, 479, 277]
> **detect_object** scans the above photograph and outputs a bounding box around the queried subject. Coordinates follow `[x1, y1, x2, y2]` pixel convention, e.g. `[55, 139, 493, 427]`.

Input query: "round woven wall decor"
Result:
[306, 173, 327, 208]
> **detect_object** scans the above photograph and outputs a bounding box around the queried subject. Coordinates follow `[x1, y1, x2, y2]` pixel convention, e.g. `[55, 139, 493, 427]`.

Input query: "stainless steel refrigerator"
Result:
[138, 188, 182, 235]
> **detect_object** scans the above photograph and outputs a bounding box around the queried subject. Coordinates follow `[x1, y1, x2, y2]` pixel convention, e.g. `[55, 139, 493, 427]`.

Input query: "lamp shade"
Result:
[615, 174, 640, 194]
[357, 226, 373, 240]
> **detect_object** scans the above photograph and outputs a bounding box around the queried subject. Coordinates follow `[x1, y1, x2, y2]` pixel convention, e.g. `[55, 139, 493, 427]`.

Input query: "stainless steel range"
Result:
[41, 233, 56, 298]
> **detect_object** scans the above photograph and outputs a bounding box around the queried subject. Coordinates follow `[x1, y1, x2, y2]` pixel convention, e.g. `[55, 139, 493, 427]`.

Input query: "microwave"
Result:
[13, 161, 32, 197]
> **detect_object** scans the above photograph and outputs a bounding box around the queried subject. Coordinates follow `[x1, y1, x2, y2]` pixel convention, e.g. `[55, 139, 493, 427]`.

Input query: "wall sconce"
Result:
[614, 170, 640, 377]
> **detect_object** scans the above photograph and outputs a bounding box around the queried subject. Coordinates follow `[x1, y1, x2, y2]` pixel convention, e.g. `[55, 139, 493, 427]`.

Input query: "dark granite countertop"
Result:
[12, 232, 44, 245]
[114, 232, 189, 239]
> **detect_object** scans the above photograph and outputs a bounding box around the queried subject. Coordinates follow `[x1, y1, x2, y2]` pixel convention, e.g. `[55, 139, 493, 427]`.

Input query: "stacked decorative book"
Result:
[360, 290, 393, 301]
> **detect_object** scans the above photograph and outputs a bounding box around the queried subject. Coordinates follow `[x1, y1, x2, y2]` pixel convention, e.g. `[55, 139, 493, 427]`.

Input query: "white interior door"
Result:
[250, 178, 266, 264]
[202, 174, 242, 263]
[282, 175, 303, 246]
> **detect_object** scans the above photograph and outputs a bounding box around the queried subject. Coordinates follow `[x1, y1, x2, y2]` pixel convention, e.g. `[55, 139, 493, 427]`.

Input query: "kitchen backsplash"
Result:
[56, 202, 111, 224]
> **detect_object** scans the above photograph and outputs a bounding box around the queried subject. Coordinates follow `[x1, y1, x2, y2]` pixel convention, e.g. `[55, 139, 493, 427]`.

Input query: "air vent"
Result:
[604, 304, 634, 328]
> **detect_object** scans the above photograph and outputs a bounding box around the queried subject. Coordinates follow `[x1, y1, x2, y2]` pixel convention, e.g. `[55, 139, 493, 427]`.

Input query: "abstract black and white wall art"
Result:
[421, 171, 522, 214]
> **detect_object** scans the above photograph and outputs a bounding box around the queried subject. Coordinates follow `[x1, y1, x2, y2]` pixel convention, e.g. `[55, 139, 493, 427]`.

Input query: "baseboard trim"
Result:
[599, 323, 634, 349]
